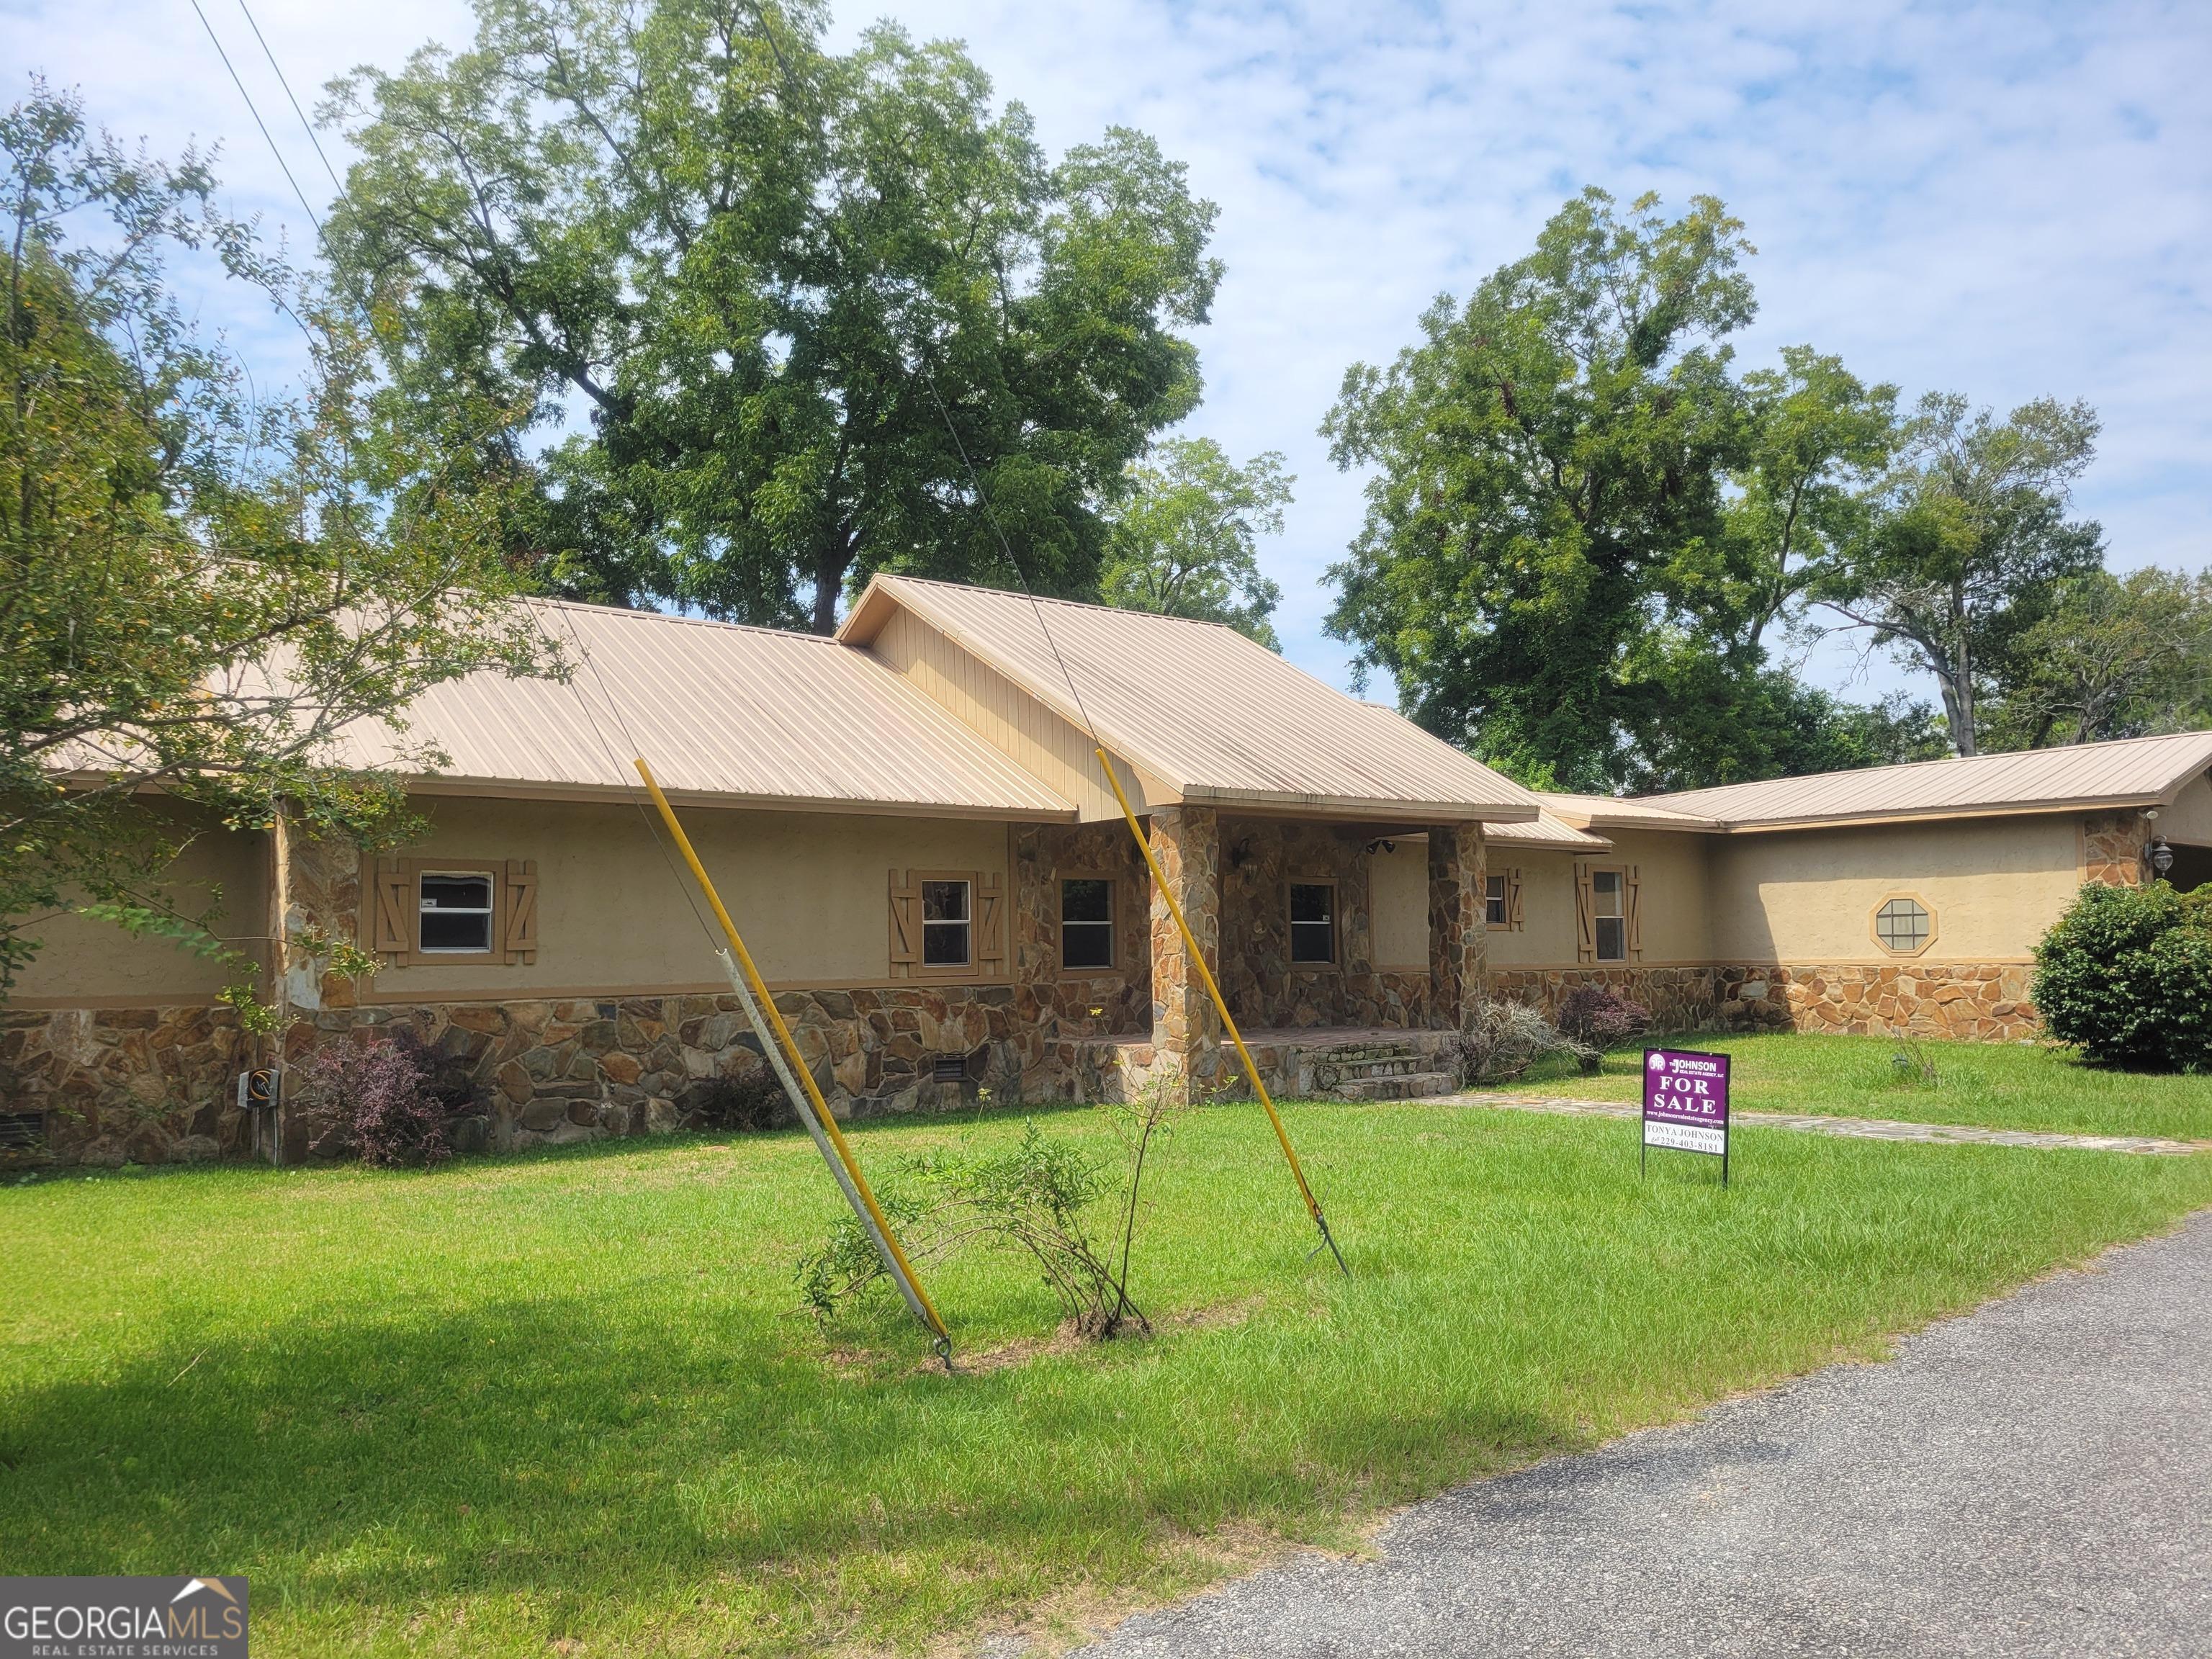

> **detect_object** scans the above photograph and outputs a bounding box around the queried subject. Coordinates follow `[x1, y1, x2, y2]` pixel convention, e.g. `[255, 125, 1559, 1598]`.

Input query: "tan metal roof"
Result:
[1534, 791, 1725, 833]
[1637, 730, 2212, 831]
[335, 599, 1079, 818]
[840, 576, 1538, 822]
[1488, 809, 1612, 851]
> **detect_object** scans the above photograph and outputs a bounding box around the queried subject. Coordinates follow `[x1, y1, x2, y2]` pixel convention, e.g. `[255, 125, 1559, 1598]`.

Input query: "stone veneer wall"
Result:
[1713, 963, 2040, 1040]
[0, 1004, 251, 1165]
[2082, 810, 2149, 888]
[1215, 818, 1437, 1031]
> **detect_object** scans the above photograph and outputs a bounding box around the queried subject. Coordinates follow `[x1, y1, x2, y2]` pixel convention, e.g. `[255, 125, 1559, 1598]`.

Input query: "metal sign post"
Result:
[1641, 1047, 1732, 1186]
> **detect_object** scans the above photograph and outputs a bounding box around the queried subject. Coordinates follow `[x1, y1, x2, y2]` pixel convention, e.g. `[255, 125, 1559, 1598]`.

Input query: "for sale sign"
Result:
[1642, 1047, 1731, 1181]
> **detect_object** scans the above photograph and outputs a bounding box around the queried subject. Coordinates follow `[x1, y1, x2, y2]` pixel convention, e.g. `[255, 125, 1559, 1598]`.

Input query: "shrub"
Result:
[295, 1033, 452, 1167]
[1453, 999, 1593, 1085]
[2033, 882, 2212, 1071]
[1555, 983, 1652, 1048]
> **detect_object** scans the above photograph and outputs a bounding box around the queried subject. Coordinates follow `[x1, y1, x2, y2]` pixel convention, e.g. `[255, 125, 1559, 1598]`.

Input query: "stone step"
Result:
[1327, 1069, 1460, 1102]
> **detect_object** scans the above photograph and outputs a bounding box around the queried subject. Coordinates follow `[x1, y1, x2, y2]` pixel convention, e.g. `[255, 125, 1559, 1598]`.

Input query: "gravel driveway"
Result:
[1076, 1208, 2212, 1658]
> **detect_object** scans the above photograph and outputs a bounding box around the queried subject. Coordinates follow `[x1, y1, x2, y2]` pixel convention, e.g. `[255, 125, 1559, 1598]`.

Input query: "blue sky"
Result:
[6, 0, 2207, 709]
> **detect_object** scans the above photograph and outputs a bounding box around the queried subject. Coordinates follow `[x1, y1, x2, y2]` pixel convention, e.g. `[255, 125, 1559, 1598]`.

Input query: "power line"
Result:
[233, 0, 347, 197]
[186, 0, 322, 235]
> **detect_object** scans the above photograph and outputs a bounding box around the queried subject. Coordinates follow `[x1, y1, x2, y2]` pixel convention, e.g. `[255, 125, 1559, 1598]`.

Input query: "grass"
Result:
[1485, 1030, 2212, 1143]
[4, 1096, 2208, 1656]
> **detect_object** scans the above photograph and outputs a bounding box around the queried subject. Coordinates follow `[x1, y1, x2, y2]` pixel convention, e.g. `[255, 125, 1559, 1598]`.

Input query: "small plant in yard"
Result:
[1556, 984, 1652, 1050]
[1890, 1025, 1941, 1088]
[294, 1033, 453, 1168]
[1453, 999, 1594, 1084]
[797, 1071, 1196, 1340]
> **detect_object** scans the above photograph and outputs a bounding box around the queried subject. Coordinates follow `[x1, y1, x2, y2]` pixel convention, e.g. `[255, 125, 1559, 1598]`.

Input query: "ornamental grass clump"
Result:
[1453, 999, 1593, 1084]
[295, 1034, 454, 1168]
[2033, 881, 2212, 1071]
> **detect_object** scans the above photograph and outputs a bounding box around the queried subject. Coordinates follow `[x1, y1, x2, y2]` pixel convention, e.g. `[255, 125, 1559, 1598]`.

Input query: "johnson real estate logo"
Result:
[1, 1575, 248, 1657]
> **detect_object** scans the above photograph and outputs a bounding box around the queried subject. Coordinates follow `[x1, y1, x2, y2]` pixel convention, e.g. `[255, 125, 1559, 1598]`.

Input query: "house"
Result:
[6, 575, 2208, 1165]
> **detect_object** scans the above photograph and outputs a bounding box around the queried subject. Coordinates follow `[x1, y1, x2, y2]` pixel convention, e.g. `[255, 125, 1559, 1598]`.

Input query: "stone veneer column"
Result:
[2082, 809, 2151, 886]
[1147, 806, 1220, 1089]
[1428, 823, 1488, 1030]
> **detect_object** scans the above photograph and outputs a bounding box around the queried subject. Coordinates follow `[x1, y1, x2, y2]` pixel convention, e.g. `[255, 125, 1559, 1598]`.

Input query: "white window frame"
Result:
[920, 877, 974, 969]
[418, 869, 497, 955]
[1591, 868, 1627, 963]
[1058, 876, 1117, 974]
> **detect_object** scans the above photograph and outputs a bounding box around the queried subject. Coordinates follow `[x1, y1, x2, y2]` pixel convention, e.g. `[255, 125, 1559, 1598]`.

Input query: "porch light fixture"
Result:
[2150, 837, 2175, 878]
[1363, 838, 1397, 855]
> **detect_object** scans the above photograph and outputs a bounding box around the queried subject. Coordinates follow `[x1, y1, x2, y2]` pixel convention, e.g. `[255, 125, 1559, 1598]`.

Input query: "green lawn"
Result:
[4, 1098, 2208, 1657]
[1488, 1030, 2212, 1143]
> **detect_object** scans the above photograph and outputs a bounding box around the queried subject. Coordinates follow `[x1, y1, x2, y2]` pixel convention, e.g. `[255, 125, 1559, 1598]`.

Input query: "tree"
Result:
[1982, 567, 2212, 749]
[0, 86, 551, 999]
[1704, 345, 1897, 657]
[1819, 392, 2105, 755]
[1321, 189, 1756, 789]
[325, 0, 1222, 633]
[1099, 437, 1290, 647]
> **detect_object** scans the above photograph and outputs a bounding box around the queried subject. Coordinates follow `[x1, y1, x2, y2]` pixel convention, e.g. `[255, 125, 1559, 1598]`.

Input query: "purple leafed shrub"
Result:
[1555, 984, 1653, 1048]
[297, 1033, 453, 1168]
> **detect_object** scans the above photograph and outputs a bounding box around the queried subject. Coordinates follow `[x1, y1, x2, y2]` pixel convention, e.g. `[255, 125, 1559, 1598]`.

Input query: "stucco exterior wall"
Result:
[1707, 814, 2081, 966]
[359, 796, 1009, 1000]
[1370, 840, 1429, 970]
[8, 809, 270, 1006]
[1478, 831, 1712, 971]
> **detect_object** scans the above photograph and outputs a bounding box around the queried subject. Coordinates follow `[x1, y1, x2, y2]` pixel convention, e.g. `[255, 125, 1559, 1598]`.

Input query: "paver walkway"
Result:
[1076, 1208, 2212, 1658]
[1451, 1089, 2208, 1156]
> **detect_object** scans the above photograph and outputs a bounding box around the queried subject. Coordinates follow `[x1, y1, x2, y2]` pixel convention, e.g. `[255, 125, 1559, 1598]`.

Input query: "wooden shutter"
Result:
[1625, 863, 1642, 958]
[888, 870, 920, 977]
[977, 872, 1006, 976]
[1505, 868, 1524, 932]
[372, 859, 412, 958]
[1573, 863, 1596, 963]
[503, 859, 539, 963]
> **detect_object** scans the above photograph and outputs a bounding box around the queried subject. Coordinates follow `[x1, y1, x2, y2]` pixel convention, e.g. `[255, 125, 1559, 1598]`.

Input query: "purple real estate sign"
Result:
[1642, 1048, 1731, 1173]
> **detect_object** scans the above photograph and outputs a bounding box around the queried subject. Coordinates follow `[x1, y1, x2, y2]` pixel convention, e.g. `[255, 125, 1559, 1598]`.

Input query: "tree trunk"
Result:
[810, 539, 850, 635]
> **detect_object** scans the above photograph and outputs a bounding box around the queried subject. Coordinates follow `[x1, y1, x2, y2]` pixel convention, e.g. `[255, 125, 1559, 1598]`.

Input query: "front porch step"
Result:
[1329, 1069, 1460, 1102]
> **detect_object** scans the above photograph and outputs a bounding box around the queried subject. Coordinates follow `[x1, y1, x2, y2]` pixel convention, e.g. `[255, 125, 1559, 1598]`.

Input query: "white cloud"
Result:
[8, 0, 2206, 709]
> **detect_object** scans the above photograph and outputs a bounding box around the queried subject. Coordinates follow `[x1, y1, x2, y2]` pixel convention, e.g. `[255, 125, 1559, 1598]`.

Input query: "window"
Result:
[1060, 878, 1115, 971]
[1485, 873, 1508, 927]
[1874, 896, 1933, 955]
[419, 872, 495, 953]
[1290, 882, 1336, 966]
[921, 878, 972, 966]
[1591, 868, 1627, 962]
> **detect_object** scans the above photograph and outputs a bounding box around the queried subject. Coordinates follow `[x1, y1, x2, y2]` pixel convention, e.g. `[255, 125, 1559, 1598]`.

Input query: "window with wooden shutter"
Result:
[1624, 864, 1642, 959]
[361, 855, 528, 968]
[889, 868, 1007, 982]
[503, 859, 539, 964]
[1506, 868, 1524, 931]
[1574, 864, 1596, 963]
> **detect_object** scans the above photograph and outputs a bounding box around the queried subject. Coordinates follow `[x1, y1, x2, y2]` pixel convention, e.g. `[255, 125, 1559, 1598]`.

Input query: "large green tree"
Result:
[1099, 437, 1290, 648]
[1323, 189, 1765, 788]
[325, 0, 1221, 632]
[1819, 392, 2104, 755]
[0, 86, 549, 999]
[1981, 566, 2212, 749]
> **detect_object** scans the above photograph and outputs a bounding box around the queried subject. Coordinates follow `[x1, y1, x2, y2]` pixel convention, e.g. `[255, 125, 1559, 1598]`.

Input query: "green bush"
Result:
[2033, 883, 2212, 1070]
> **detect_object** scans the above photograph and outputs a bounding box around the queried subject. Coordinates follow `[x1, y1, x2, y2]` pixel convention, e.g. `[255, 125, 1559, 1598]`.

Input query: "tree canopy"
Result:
[1099, 438, 1291, 648]
[325, 0, 1222, 632]
[0, 86, 550, 1000]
